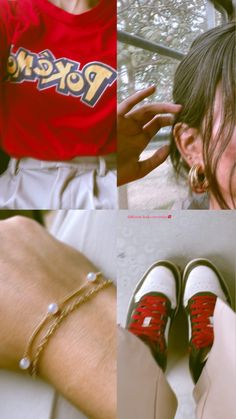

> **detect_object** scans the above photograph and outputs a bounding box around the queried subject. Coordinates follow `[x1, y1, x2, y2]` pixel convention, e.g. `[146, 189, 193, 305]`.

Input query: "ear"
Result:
[173, 123, 204, 168]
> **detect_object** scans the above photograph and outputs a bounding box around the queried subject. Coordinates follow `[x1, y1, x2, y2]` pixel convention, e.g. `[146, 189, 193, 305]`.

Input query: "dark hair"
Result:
[210, 0, 235, 20]
[170, 22, 236, 209]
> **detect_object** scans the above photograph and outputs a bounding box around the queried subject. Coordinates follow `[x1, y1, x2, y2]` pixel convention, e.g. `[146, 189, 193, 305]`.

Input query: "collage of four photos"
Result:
[0, 0, 235, 419]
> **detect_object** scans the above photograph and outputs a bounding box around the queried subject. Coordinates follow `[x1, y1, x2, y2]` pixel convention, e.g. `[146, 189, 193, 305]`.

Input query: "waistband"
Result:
[8, 154, 117, 177]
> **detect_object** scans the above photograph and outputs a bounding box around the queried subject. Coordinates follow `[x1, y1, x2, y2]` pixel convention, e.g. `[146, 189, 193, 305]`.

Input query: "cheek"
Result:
[215, 127, 236, 196]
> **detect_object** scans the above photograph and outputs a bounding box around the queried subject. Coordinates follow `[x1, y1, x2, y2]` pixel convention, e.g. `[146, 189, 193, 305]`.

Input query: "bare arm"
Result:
[0, 217, 116, 419]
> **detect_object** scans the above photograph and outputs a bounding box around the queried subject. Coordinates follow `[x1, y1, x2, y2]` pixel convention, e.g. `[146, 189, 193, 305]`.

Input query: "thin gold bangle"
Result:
[19, 271, 102, 371]
[31, 278, 112, 377]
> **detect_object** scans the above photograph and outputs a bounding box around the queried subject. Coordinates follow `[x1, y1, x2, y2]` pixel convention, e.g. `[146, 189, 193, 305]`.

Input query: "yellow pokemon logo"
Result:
[7, 46, 117, 107]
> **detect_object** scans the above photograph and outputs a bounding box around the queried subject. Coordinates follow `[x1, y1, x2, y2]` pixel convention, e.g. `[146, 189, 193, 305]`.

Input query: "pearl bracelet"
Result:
[19, 272, 112, 375]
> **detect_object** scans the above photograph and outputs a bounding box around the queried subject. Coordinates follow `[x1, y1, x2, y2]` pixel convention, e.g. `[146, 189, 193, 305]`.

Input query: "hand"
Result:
[0, 217, 116, 419]
[118, 86, 182, 186]
[0, 216, 96, 369]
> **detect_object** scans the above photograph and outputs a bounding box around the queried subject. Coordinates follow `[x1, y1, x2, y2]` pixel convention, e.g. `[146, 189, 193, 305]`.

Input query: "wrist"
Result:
[40, 285, 117, 418]
[0, 266, 91, 370]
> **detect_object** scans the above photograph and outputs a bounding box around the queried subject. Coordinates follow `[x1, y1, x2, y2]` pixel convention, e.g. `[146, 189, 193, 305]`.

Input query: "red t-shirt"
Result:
[0, 0, 116, 160]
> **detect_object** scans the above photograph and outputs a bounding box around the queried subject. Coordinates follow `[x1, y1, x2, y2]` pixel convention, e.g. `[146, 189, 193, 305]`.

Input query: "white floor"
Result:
[117, 210, 236, 418]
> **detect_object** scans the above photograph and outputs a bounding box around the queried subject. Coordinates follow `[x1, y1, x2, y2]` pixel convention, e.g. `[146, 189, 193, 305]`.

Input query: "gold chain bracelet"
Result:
[31, 278, 112, 376]
[19, 272, 112, 376]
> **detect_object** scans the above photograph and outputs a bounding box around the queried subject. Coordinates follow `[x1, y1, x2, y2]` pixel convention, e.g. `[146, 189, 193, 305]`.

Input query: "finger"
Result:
[127, 102, 182, 122]
[138, 145, 170, 178]
[143, 115, 175, 139]
[118, 86, 156, 116]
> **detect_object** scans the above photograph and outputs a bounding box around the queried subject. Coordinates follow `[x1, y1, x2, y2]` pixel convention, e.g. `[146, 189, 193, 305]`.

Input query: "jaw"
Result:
[209, 191, 235, 210]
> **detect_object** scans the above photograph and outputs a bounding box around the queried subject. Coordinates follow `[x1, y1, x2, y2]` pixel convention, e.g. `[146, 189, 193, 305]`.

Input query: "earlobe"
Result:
[173, 122, 204, 168]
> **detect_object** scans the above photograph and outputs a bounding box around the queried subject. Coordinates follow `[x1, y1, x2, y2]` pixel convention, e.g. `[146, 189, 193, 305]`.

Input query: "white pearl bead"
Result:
[47, 303, 59, 315]
[19, 357, 31, 370]
[87, 272, 98, 282]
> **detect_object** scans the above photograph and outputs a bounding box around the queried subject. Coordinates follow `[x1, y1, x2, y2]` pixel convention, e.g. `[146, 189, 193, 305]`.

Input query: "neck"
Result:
[48, 0, 99, 14]
[209, 193, 234, 210]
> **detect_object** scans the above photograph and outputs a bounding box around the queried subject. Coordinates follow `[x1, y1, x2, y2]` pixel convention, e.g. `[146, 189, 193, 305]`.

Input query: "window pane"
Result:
[118, 0, 223, 103]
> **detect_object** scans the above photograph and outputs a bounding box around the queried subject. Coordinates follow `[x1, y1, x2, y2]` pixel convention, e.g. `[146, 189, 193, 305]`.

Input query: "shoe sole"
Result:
[182, 258, 232, 307]
[125, 260, 182, 328]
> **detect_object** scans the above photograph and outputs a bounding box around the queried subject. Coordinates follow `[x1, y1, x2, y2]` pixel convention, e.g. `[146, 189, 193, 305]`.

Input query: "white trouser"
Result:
[118, 298, 236, 419]
[0, 155, 117, 209]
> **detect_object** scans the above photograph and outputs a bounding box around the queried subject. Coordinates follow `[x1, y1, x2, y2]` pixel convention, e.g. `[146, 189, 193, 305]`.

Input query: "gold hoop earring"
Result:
[188, 164, 209, 194]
